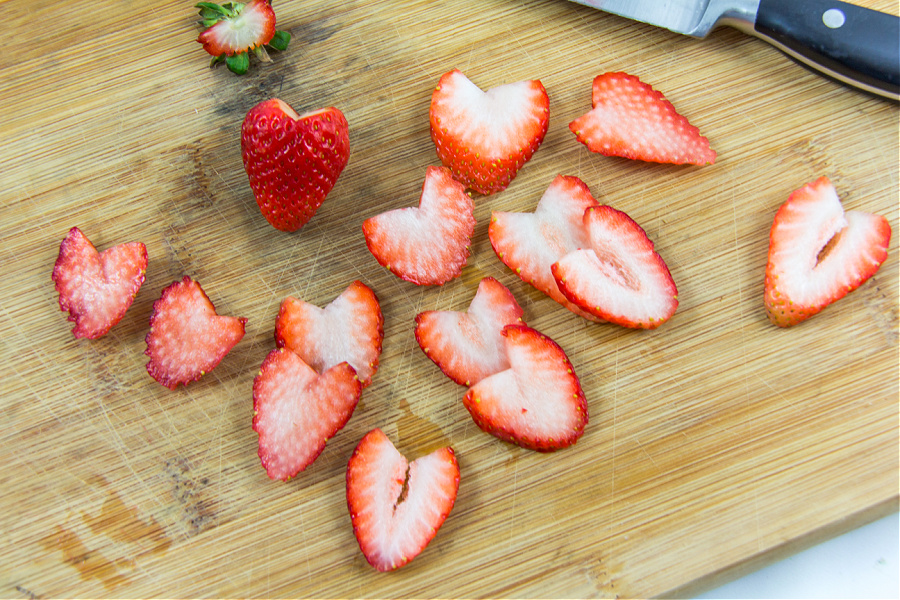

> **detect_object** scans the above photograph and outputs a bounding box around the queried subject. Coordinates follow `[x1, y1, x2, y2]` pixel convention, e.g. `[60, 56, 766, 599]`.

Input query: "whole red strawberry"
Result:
[241, 98, 350, 232]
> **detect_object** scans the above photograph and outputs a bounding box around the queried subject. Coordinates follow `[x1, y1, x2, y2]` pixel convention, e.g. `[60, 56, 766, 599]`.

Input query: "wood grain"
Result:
[0, 0, 897, 597]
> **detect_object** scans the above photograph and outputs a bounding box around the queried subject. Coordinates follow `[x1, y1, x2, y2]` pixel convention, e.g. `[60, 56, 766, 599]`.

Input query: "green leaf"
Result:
[268, 30, 291, 52]
[225, 52, 249, 75]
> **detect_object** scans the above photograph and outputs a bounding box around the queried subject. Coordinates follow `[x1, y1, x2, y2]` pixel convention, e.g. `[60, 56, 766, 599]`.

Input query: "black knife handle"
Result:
[754, 0, 899, 100]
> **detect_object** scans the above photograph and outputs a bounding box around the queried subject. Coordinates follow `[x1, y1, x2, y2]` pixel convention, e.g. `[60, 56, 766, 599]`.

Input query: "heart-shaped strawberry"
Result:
[489, 175, 601, 321]
[144, 276, 246, 389]
[241, 98, 350, 232]
[430, 69, 549, 195]
[463, 324, 588, 451]
[415, 277, 524, 386]
[52, 227, 148, 339]
[253, 348, 362, 481]
[362, 166, 475, 286]
[275, 280, 384, 388]
[346, 428, 459, 571]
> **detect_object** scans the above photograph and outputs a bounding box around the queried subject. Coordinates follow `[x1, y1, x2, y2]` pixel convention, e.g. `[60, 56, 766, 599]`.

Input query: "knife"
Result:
[567, 0, 900, 101]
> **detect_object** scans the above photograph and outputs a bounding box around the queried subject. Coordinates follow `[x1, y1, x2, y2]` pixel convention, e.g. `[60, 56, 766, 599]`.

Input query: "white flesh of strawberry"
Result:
[436, 71, 546, 158]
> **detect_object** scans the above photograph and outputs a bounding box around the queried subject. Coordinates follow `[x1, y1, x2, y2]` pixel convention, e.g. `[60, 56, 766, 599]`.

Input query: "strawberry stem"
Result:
[225, 52, 250, 75]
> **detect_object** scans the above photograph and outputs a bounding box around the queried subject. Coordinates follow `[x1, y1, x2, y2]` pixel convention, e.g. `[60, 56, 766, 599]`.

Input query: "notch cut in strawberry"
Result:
[569, 72, 716, 165]
[275, 280, 384, 388]
[51, 227, 148, 340]
[145, 276, 247, 389]
[463, 324, 587, 452]
[346, 428, 459, 572]
[415, 277, 524, 387]
[488, 175, 601, 321]
[362, 166, 475, 286]
[241, 99, 350, 232]
[552, 205, 679, 329]
[253, 348, 362, 481]
[430, 69, 549, 195]
[196, 0, 290, 75]
[764, 177, 891, 327]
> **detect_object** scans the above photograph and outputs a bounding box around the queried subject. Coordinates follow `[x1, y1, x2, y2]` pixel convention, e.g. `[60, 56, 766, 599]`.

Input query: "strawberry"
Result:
[430, 68, 549, 195]
[275, 280, 384, 388]
[362, 166, 475, 286]
[569, 72, 716, 165]
[552, 205, 679, 329]
[145, 276, 247, 389]
[196, 0, 290, 75]
[462, 324, 587, 452]
[51, 227, 148, 339]
[488, 175, 601, 321]
[346, 428, 459, 572]
[764, 177, 891, 327]
[241, 99, 350, 232]
[415, 277, 524, 386]
[253, 348, 362, 481]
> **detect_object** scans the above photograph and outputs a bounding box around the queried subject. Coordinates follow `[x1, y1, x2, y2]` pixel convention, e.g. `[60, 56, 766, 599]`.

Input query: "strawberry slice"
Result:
[488, 175, 601, 321]
[51, 227, 148, 339]
[764, 177, 891, 327]
[569, 72, 716, 165]
[275, 280, 384, 388]
[415, 277, 524, 386]
[462, 324, 587, 452]
[430, 69, 549, 195]
[362, 166, 475, 286]
[196, 0, 290, 75]
[241, 99, 350, 232]
[253, 348, 362, 481]
[145, 276, 247, 389]
[551, 205, 678, 329]
[346, 428, 459, 572]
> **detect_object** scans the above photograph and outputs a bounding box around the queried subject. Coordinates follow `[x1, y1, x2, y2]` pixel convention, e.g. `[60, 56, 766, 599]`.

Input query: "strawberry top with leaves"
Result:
[569, 72, 716, 165]
[196, 0, 290, 75]
[52, 227, 147, 339]
[430, 69, 549, 195]
[764, 177, 891, 327]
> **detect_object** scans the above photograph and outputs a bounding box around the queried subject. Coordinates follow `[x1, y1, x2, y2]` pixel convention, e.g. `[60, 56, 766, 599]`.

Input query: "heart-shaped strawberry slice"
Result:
[346, 428, 459, 571]
[415, 277, 524, 386]
[463, 324, 588, 451]
[144, 276, 246, 389]
[52, 227, 147, 339]
[241, 98, 350, 232]
[253, 348, 362, 481]
[275, 280, 384, 388]
[362, 166, 475, 286]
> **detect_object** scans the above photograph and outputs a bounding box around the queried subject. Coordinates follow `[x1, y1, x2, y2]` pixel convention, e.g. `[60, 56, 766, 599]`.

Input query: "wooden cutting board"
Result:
[1, 0, 897, 596]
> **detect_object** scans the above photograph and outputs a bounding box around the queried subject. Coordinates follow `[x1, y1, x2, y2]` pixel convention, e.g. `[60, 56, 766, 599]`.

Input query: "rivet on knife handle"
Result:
[753, 0, 900, 101]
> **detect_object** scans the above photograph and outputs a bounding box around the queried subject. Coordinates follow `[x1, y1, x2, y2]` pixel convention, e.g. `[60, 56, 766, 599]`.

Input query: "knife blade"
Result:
[568, 0, 900, 101]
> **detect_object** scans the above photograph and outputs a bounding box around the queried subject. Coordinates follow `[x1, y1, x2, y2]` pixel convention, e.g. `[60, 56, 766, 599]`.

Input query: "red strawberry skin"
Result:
[430, 69, 549, 195]
[362, 165, 475, 286]
[275, 280, 384, 388]
[253, 348, 362, 481]
[415, 277, 524, 386]
[488, 175, 601, 321]
[52, 227, 147, 339]
[241, 99, 350, 232]
[197, 0, 276, 57]
[552, 205, 679, 329]
[346, 428, 459, 572]
[569, 72, 716, 165]
[145, 276, 247, 389]
[765, 177, 891, 327]
[463, 324, 587, 452]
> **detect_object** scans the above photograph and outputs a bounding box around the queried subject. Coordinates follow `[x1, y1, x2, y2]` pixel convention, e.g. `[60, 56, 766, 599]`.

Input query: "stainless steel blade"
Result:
[567, 0, 760, 37]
